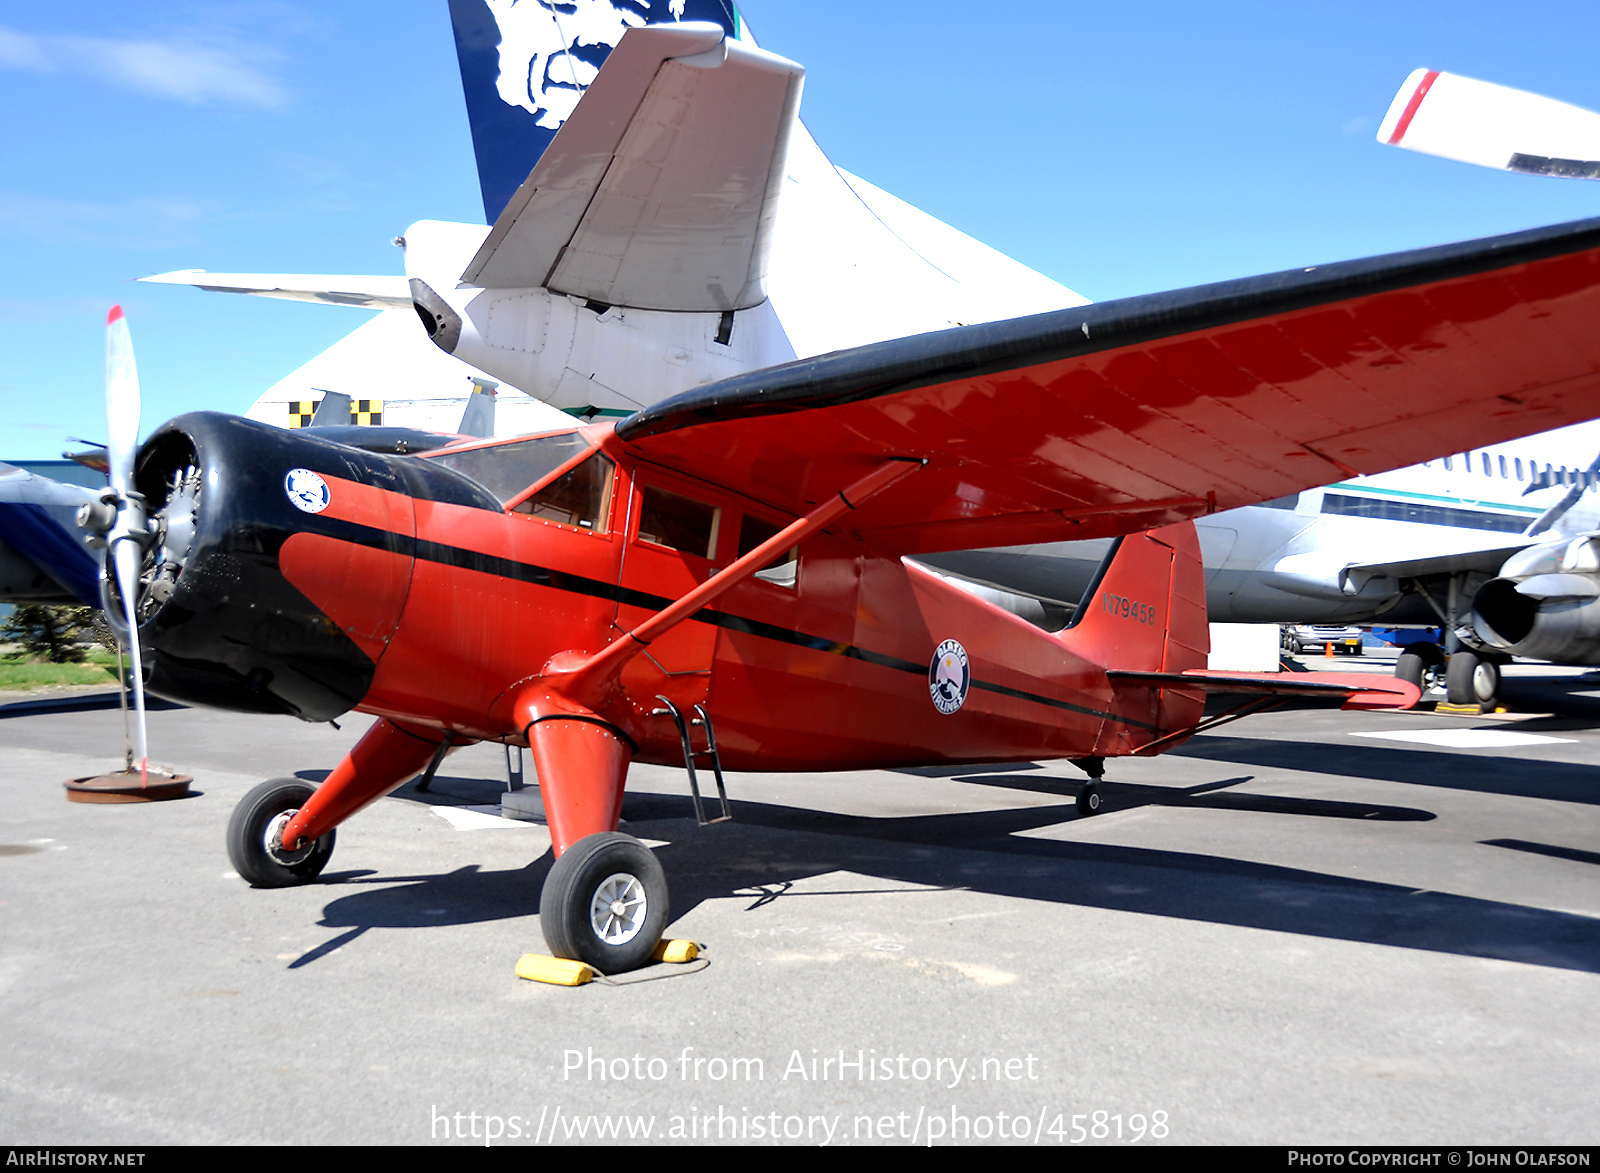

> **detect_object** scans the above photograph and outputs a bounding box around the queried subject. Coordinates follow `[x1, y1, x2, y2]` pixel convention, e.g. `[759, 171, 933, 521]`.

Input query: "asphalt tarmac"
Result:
[2, 653, 1597, 1146]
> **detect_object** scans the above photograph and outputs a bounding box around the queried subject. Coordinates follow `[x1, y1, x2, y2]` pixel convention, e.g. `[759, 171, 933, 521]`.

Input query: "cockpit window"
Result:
[512, 452, 615, 531]
[427, 432, 591, 506]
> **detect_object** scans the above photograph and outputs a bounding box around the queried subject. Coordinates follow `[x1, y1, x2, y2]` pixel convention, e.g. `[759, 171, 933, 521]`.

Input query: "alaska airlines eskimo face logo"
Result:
[284, 468, 330, 514]
[485, 0, 689, 130]
[929, 639, 970, 715]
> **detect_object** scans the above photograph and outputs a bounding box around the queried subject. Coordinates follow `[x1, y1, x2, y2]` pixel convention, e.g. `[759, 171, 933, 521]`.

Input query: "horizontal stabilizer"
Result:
[1379, 69, 1600, 178]
[462, 22, 804, 311]
[139, 270, 413, 310]
[1109, 670, 1420, 711]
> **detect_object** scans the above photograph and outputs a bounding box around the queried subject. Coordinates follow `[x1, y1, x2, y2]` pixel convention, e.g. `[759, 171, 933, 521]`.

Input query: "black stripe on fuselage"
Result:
[306, 516, 1161, 731]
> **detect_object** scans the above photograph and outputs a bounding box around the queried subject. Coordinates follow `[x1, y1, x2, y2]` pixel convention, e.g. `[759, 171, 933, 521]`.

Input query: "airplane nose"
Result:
[130, 412, 419, 721]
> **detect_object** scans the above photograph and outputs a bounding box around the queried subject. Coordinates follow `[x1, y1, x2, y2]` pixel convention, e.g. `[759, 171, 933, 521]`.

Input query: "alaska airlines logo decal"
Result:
[929, 639, 970, 715]
[486, 0, 693, 130]
[284, 468, 331, 514]
[1102, 591, 1158, 625]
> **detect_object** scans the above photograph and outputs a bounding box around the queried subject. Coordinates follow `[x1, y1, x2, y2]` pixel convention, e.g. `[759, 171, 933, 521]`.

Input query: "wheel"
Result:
[1396, 643, 1443, 690]
[227, 778, 336, 888]
[1076, 784, 1102, 816]
[540, 831, 668, 973]
[1446, 650, 1501, 706]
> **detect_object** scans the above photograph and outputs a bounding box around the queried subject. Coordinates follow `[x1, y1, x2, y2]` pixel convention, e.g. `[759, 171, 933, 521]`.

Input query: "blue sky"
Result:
[4, 1, 1600, 460]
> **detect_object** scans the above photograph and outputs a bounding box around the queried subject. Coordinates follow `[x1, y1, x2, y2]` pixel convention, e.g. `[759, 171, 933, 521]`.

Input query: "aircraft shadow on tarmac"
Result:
[1168, 735, 1599, 805]
[284, 769, 1600, 977]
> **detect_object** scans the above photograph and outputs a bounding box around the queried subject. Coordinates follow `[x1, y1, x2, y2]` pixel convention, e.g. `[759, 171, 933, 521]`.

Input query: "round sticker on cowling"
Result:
[284, 468, 330, 514]
[928, 639, 969, 715]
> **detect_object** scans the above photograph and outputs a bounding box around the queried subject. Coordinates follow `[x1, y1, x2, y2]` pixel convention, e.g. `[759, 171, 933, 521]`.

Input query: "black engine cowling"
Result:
[130, 412, 498, 721]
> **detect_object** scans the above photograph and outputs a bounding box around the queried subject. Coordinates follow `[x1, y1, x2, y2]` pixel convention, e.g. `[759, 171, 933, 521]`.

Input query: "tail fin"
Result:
[448, 0, 743, 224]
[1057, 521, 1209, 675]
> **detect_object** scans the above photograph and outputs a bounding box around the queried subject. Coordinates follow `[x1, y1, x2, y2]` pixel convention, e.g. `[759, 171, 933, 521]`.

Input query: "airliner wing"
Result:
[616, 216, 1600, 555]
[460, 23, 804, 311]
[138, 270, 413, 310]
[1345, 545, 1530, 585]
[0, 464, 102, 605]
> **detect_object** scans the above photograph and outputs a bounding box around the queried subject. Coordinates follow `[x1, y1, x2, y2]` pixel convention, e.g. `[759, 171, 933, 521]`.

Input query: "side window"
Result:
[638, 484, 720, 559]
[512, 453, 615, 532]
[738, 513, 798, 588]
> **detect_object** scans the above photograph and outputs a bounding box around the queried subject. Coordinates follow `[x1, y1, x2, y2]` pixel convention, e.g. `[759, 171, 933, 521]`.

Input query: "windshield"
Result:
[427, 432, 591, 506]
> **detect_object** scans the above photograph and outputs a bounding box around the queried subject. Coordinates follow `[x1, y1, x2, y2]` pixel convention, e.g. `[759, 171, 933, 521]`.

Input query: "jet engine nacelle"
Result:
[126, 413, 496, 720]
[1472, 574, 1600, 664]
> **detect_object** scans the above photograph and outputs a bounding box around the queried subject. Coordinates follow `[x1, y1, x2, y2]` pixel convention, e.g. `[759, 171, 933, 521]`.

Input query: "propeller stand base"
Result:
[64, 771, 193, 804]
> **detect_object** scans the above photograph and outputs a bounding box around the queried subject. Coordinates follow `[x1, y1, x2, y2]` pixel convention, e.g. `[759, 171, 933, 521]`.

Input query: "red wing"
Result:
[616, 216, 1600, 553]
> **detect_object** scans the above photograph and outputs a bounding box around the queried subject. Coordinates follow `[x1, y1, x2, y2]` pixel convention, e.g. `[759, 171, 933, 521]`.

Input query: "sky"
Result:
[4, 0, 1600, 460]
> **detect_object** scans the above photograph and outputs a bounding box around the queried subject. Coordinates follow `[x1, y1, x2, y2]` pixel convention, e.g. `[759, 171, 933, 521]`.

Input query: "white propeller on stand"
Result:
[67, 307, 190, 803]
[100, 305, 149, 783]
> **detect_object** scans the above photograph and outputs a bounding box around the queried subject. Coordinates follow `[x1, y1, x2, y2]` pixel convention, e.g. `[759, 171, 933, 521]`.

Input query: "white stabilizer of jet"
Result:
[462, 22, 805, 310]
[1378, 68, 1600, 177]
[138, 270, 414, 310]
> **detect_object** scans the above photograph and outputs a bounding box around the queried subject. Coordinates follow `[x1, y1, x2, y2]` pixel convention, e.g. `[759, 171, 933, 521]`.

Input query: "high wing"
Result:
[138, 270, 412, 310]
[460, 22, 804, 310]
[613, 216, 1600, 554]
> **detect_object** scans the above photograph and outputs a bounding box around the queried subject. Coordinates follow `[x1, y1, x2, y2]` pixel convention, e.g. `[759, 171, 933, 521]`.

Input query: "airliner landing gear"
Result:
[1395, 642, 1445, 695]
[1446, 650, 1501, 708]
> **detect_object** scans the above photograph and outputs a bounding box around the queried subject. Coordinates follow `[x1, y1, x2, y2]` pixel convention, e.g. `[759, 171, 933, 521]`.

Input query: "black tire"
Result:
[1076, 785, 1102, 816]
[227, 778, 336, 888]
[540, 832, 668, 973]
[1446, 650, 1500, 706]
[1396, 650, 1428, 690]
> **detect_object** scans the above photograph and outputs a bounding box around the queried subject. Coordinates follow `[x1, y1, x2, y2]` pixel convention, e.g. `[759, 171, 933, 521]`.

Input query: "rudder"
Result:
[1057, 521, 1209, 675]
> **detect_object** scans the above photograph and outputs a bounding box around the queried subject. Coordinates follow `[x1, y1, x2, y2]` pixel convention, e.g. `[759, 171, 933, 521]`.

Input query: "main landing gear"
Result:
[1396, 642, 1502, 707]
[227, 778, 337, 888]
[539, 831, 669, 973]
[1445, 648, 1502, 708]
[221, 717, 675, 974]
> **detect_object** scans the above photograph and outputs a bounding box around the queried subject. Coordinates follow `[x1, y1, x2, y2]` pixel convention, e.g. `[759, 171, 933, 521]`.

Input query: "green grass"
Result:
[0, 649, 122, 691]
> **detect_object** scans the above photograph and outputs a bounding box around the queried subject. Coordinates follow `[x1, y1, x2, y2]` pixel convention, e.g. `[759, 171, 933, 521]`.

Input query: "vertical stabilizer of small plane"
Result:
[1057, 522, 1210, 676]
[458, 378, 498, 438]
[448, 0, 742, 224]
[308, 391, 353, 426]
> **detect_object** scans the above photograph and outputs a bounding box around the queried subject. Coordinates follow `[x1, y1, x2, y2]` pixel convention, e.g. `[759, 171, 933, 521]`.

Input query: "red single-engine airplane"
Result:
[96, 215, 1600, 971]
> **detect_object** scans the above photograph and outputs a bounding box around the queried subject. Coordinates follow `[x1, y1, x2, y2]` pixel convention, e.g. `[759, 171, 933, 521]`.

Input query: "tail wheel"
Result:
[227, 779, 336, 888]
[540, 832, 668, 973]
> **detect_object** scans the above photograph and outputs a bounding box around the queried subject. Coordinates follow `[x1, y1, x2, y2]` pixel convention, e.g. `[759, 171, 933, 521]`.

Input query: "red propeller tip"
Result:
[107, 305, 124, 324]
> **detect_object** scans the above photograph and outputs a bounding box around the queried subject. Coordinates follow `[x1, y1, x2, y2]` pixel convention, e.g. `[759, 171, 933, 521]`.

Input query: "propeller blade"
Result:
[104, 306, 141, 498]
[103, 305, 149, 781]
[112, 534, 149, 778]
[1379, 69, 1600, 179]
